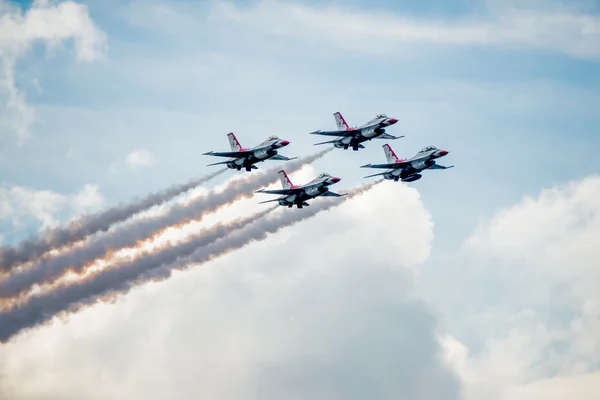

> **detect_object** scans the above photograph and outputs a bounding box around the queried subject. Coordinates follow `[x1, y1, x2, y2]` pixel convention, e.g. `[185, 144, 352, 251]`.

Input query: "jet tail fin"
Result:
[227, 132, 243, 151]
[278, 170, 294, 189]
[333, 112, 350, 130]
[383, 144, 402, 163]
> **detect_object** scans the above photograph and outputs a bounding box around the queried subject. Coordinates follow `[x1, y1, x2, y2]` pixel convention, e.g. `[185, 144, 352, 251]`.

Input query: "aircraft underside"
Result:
[278, 194, 315, 209]
[227, 156, 267, 171]
[335, 128, 385, 151]
[384, 167, 424, 182]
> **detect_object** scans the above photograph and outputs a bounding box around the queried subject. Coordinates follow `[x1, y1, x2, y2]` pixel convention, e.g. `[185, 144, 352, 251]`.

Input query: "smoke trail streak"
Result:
[0, 178, 380, 343]
[0, 149, 332, 300]
[0, 206, 278, 342]
[0, 169, 227, 272]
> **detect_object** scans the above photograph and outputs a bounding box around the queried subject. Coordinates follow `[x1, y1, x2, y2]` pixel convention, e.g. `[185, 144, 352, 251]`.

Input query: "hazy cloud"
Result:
[442, 175, 600, 399]
[125, 149, 155, 168]
[0, 183, 105, 235]
[0, 0, 106, 144]
[212, 0, 600, 59]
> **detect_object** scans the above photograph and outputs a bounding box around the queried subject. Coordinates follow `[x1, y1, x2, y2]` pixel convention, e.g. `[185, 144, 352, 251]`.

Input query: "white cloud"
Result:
[71, 183, 105, 215]
[211, 0, 600, 59]
[442, 175, 600, 399]
[0, 0, 106, 144]
[0, 183, 105, 233]
[0, 186, 66, 230]
[0, 180, 460, 400]
[125, 149, 155, 169]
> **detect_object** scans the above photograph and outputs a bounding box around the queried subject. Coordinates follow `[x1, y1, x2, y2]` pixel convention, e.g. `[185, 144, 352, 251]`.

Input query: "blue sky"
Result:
[2, 0, 599, 248]
[1, 1, 600, 399]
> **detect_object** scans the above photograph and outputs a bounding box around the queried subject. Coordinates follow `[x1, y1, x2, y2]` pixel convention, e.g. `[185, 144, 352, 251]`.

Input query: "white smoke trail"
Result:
[0, 169, 227, 272]
[0, 149, 333, 300]
[0, 178, 379, 343]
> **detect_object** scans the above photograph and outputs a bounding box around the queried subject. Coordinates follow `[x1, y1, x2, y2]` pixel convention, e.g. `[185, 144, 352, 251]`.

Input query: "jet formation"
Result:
[204, 111, 453, 208]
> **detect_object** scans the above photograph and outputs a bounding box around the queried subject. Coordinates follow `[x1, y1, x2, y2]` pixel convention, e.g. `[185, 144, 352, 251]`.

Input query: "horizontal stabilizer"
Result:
[364, 171, 388, 179]
[376, 133, 404, 140]
[258, 198, 283, 204]
[206, 160, 231, 167]
[321, 191, 347, 197]
[313, 139, 339, 146]
[429, 164, 454, 170]
[270, 154, 297, 161]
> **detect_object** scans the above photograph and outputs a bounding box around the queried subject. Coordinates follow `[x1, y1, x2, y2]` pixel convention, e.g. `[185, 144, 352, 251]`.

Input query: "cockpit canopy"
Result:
[420, 145, 438, 153]
[375, 113, 388, 119]
[266, 135, 280, 141]
[317, 172, 331, 178]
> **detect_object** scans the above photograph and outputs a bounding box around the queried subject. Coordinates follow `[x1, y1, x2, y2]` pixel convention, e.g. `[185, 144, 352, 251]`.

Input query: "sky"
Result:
[0, 0, 599, 399]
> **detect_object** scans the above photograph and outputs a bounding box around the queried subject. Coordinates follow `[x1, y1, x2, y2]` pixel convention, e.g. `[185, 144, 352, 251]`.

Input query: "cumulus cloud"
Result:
[0, 183, 105, 234]
[442, 175, 600, 399]
[125, 149, 155, 168]
[0, 180, 461, 400]
[0, 0, 106, 144]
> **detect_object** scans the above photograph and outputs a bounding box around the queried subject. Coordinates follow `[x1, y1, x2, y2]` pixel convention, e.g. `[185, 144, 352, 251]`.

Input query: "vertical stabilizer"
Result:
[278, 170, 294, 189]
[227, 132, 243, 151]
[333, 112, 350, 130]
[383, 144, 401, 163]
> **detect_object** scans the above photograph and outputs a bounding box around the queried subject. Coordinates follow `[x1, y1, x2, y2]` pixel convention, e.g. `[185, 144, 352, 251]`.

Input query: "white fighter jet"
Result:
[309, 112, 403, 151]
[203, 133, 296, 171]
[361, 144, 453, 182]
[255, 170, 345, 208]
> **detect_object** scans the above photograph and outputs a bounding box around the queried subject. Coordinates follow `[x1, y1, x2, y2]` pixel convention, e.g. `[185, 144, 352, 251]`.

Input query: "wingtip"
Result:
[202, 151, 213, 155]
[360, 164, 372, 168]
[309, 130, 321, 135]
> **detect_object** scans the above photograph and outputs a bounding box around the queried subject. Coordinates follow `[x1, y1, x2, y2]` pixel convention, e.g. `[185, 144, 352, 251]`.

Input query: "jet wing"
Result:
[309, 129, 356, 137]
[255, 188, 303, 195]
[360, 161, 408, 169]
[203, 150, 252, 158]
[269, 154, 297, 161]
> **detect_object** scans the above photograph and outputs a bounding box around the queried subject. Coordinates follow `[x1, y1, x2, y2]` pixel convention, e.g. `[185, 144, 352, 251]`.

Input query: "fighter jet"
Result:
[255, 170, 345, 208]
[203, 133, 296, 171]
[361, 144, 453, 182]
[309, 112, 403, 151]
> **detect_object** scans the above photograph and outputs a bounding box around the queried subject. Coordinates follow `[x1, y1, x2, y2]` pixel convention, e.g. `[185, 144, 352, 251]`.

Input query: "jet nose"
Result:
[437, 149, 449, 156]
[330, 177, 341, 183]
[279, 140, 290, 146]
[387, 118, 398, 125]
